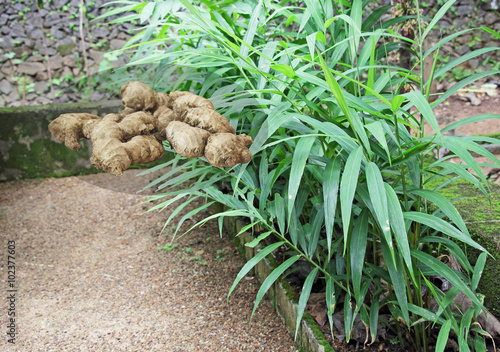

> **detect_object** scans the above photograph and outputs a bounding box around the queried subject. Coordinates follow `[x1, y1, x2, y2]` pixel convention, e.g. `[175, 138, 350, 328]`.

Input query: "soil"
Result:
[0, 170, 298, 352]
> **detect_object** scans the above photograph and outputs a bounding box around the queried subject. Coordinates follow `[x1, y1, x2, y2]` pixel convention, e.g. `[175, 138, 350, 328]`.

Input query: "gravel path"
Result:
[0, 170, 298, 351]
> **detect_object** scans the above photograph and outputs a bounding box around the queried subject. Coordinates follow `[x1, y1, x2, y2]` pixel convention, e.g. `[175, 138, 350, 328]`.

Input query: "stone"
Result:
[4, 90, 19, 104]
[0, 36, 13, 49]
[0, 79, 13, 95]
[485, 13, 498, 25]
[72, 67, 80, 76]
[48, 55, 63, 70]
[88, 49, 104, 65]
[44, 13, 63, 27]
[50, 27, 65, 39]
[457, 45, 470, 56]
[34, 81, 49, 94]
[27, 54, 45, 62]
[62, 55, 77, 67]
[11, 23, 25, 37]
[35, 71, 49, 81]
[110, 39, 126, 50]
[90, 91, 105, 102]
[93, 26, 110, 39]
[457, 5, 474, 16]
[57, 94, 69, 104]
[0, 65, 13, 76]
[35, 97, 52, 105]
[18, 62, 46, 76]
[25, 93, 38, 101]
[454, 18, 471, 28]
[29, 28, 44, 40]
[1, 26, 10, 35]
[0, 14, 9, 26]
[61, 66, 73, 79]
[116, 31, 128, 40]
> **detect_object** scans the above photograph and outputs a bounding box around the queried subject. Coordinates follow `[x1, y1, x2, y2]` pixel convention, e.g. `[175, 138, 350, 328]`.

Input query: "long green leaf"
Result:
[340, 146, 363, 250]
[381, 238, 410, 325]
[251, 255, 300, 321]
[404, 90, 441, 138]
[410, 189, 469, 236]
[366, 163, 393, 255]
[384, 183, 413, 276]
[471, 252, 487, 292]
[411, 250, 481, 307]
[228, 241, 284, 301]
[323, 156, 341, 256]
[350, 209, 368, 299]
[403, 212, 487, 253]
[435, 319, 452, 352]
[287, 135, 316, 225]
[422, 0, 457, 40]
[295, 267, 319, 339]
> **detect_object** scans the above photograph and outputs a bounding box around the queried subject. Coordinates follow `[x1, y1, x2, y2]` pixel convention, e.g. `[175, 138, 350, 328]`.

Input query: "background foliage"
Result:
[102, 0, 500, 350]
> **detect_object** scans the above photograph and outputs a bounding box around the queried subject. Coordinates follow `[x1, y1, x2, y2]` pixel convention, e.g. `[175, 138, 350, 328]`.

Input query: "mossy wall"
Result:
[435, 181, 500, 317]
[0, 100, 172, 180]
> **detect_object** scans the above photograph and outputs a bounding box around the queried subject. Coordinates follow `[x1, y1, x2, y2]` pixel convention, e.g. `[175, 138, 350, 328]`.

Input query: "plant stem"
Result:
[79, 0, 90, 88]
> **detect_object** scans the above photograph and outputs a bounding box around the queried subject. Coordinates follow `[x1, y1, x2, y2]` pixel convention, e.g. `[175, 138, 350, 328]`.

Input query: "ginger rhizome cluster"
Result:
[48, 81, 253, 176]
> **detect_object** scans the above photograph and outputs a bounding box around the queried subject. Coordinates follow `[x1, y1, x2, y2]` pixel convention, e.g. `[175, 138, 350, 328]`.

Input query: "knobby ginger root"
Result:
[48, 81, 253, 176]
[120, 81, 157, 111]
[89, 114, 163, 176]
[204, 133, 253, 168]
[166, 121, 211, 158]
[48, 113, 101, 151]
[183, 108, 235, 134]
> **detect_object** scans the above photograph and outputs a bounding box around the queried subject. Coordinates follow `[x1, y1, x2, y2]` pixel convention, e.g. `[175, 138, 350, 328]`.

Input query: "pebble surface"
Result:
[0, 170, 299, 351]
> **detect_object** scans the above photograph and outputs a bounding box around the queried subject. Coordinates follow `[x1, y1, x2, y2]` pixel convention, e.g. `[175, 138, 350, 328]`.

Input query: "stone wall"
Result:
[0, 0, 137, 107]
[0, 0, 498, 109]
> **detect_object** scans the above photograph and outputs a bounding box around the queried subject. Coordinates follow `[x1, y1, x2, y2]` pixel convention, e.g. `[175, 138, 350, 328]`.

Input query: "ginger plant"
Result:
[48, 81, 253, 176]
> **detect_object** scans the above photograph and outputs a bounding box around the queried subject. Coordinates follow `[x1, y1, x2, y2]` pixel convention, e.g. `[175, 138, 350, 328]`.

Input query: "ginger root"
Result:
[205, 133, 253, 168]
[48, 81, 253, 176]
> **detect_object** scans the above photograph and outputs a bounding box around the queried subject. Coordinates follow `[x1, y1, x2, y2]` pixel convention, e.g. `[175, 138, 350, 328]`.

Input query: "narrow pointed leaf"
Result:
[323, 156, 341, 255]
[435, 320, 452, 352]
[295, 268, 319, 339]
[471, 252, 487, 292]
[403, 212, 487, 253]
[340, 146, 363, 250]
[350, 209, 368, 299]
[287, 135, 316, 224]
[384, 183, 413, 276]
[251, 256, 300, 321]
[411, 249, 481, 307]
[228, 242, 284, 301]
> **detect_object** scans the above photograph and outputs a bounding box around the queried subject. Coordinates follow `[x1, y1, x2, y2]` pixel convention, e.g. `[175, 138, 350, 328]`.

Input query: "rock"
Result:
[61, 66, 73, 79]
[50, 27, 65, 39]
[29, 28, 44, 40]
[110, 39, 126, 50]
[4, 90, 19, 104]
[1, 27, 10, 35]
[457, 5, 474, 16]
[11, 23, 26, 37]
[35, 71, 49, 81]
[0, 14, 9, 26]
[48, 55, 63, 70]
[44, 13, 63, 27]
[27, 54, 45, 62]
[0, 65, 13, 76]
[94, 26, 110, 39]
[62, 55, 76, 67]
[90, 91, 105, 102]
[0, 79, 13, 95]
[88, 49, 104, 65]
[34, 81, 49, 94]
[485, 13, 498, 25]
[117, 31, 129, 40]
[35, 96, 52, 105]
[25, 93, 38, 101]
[57, 94, 69, 104]
[18, 62, 46, 76]
[0, 36, 13, 49]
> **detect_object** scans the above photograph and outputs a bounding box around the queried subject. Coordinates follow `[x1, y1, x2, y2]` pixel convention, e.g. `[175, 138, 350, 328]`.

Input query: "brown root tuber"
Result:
[88, 114, 164, 176]
[153, 106, 179, 140]
[204, 133, 253, 168]
[120, 81, 157, 111]
[183, 108, 235, 134]
[166, 121, 211, 158]
[48, 113, 101, 151]
[172, 94, 214, 119]
[48, 81, 253, 176]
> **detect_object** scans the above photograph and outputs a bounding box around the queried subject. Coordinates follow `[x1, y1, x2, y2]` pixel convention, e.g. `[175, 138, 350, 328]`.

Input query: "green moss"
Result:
[56, 43, 77, 56]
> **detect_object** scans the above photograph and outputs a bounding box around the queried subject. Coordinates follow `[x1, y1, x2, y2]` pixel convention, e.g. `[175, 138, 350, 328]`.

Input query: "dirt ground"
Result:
[0, 171, 298, 352]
